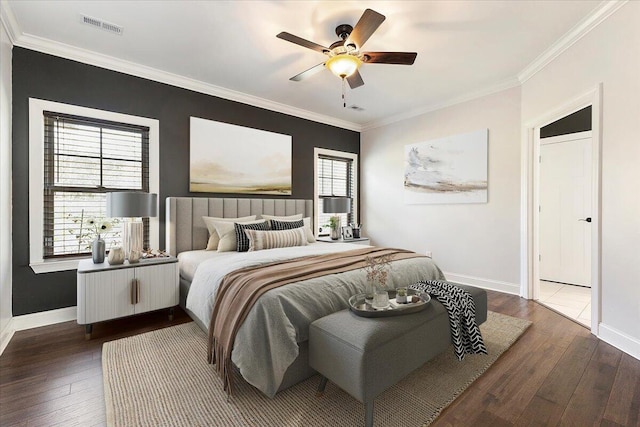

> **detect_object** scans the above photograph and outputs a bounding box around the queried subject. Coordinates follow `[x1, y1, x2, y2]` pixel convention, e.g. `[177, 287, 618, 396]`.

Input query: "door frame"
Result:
[520, 84, 602, 334]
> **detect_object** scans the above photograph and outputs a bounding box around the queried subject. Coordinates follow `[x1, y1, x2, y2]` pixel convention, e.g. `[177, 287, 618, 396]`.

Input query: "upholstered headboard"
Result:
[166, 197, 313, 256]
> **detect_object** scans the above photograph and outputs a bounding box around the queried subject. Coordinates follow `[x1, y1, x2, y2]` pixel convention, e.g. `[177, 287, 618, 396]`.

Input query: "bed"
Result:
[166, 197, 446, 397]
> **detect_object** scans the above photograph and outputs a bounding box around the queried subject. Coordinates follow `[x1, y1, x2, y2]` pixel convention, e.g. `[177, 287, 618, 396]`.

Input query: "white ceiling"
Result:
[4, 0, 603, 130]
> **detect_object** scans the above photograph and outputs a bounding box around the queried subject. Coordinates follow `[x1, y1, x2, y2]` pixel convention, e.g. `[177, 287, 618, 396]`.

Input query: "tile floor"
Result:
[538, 280, 591, 328]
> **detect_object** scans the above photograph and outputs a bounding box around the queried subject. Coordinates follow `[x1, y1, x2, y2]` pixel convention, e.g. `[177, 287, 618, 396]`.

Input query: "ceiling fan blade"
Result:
[346, 70, 364, 89]
[290, 62, 326, 81]
[277, 32, 329, 54]
[362, 52, 417, 65]
[345, 9, 385, 49]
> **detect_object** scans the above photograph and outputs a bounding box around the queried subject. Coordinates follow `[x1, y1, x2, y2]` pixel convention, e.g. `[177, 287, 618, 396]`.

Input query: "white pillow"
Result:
[260, 213, 303, 221]
[214, 219, 267, 252]
[245, 227, 308, 252]
[203, 215, 256, 250]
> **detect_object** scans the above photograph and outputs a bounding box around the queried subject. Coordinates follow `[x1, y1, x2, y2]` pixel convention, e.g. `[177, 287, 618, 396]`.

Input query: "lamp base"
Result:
[123, 220, 143, 262]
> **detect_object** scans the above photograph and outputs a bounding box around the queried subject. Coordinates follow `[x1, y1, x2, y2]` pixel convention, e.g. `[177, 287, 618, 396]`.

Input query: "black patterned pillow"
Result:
[235, 221, 270, 252]
[270, 219, 304, 231]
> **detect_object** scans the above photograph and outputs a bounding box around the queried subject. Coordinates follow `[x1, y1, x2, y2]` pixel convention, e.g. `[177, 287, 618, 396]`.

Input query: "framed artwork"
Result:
[342, 225, 354, 240]
[404, 129, 488, 204]
[190, 117, 292, 195]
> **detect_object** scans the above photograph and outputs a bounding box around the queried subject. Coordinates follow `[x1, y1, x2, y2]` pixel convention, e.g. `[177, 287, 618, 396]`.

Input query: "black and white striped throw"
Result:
[409, 279, 488, 360]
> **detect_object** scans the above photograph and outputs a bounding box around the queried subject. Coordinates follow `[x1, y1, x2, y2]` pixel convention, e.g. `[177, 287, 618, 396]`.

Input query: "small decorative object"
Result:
[352, 225, 361, 239]
[396, 287, 408, 304]
[107, 246, 125, 265]
[128, 250, 140, 263]
[372, 290, 390, 310]
[329, 216, 340, 240]
[86, 218, 113, 264]
[342, 225, 354, 240]
[92, 234, 105, 264]
[364, 254, 393, 305]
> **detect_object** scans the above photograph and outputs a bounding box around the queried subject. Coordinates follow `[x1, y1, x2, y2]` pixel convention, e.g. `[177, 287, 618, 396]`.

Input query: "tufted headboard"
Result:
[166, 197, 313, 256]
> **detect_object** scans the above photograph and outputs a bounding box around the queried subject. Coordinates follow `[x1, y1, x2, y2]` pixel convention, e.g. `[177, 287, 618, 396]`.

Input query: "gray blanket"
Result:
[231, 256, 445, 397]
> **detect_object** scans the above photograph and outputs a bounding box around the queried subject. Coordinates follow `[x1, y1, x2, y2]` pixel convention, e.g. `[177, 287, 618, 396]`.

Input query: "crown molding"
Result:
[518, 0, 628, 84]
[0, 0, 19, 44]
[11, 31, 361, 132]
[360, 77, 520, 132]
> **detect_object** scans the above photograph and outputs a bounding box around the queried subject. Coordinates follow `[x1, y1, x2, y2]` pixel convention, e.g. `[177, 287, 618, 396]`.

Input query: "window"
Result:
[29, 99, 159, 273]
[314, 148, 358, 236]
[43, 112, 149, 258]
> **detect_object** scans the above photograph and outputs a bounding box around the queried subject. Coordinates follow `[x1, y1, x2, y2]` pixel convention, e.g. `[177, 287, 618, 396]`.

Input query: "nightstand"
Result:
[317, 236, 370, 245]
[77, 256, 179, 339]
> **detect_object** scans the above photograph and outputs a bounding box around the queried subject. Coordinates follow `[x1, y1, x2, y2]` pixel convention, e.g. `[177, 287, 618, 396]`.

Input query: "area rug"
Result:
[103, 311, 531, 427]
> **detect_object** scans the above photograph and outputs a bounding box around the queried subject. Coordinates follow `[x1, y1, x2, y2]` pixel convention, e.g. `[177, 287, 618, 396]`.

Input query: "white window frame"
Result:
[28, 98, 159, 273]
[313, 147, 358, 237]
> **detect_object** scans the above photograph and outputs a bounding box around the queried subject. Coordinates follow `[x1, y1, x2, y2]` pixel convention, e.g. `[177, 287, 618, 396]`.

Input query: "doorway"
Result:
[521, 85, 602, 334]
[538, 131, 592, 327]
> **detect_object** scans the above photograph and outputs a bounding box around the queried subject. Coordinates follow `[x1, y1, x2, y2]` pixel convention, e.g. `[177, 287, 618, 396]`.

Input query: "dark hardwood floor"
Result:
[1, 292, 638, 426]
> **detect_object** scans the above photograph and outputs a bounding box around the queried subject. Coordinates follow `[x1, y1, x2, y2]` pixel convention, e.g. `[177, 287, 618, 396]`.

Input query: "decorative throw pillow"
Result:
[203, 215, 256, 250]
[235, 221, 271, 252]
[244, 227, 308, 252]
[214, 219, 266, 252]
[268, 217, 315, 243]
[270, 219, 304, 231]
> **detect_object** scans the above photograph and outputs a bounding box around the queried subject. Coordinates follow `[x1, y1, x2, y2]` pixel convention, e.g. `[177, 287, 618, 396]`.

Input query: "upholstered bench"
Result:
[309, 284, 487, 427]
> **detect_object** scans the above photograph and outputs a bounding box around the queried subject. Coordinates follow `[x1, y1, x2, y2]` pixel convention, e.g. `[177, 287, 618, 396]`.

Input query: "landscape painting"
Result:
[404, 129, 488, 204]
[190, 117, 292, 195]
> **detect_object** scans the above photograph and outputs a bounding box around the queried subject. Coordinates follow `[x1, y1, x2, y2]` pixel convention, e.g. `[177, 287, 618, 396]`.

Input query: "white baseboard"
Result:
[0, 318, 15, 356]
[598, 323, 640, 361]
[0, 306, 78, 356]
[443, 272, 521, 296]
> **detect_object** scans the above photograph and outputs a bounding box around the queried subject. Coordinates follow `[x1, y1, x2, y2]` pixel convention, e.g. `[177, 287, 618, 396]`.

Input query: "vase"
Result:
[364, 281, 375, 304]
[128, 249, 140, 263]
[107, 246, 125, 265]
[92, 234, 105, 264]
[330, 227, 340, 240]
[372, 290, 390, 310]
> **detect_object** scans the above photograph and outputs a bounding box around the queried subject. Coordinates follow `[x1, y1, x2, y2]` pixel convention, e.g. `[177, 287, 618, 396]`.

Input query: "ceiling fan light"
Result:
[326, 55, 362, 78]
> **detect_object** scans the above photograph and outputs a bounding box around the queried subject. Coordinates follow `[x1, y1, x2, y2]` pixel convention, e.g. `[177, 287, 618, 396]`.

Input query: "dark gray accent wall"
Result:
[12, 47, 360, 315]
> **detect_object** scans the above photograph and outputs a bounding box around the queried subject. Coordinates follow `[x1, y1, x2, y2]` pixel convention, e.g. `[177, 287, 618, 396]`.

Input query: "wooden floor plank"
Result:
[559, 341, 622, 426]
[602, 353, 640, 426]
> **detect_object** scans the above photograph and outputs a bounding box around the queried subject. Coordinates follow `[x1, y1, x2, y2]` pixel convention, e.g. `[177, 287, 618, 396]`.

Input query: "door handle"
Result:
[578, 217, 592, 223]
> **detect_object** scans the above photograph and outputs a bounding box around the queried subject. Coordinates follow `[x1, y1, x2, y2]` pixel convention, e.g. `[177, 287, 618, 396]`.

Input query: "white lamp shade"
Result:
[106, 192, 158, 218]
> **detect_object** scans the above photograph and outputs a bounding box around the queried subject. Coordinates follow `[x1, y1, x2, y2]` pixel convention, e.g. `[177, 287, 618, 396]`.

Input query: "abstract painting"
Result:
[404, 129, 488, 204]
[190, 117, 292, 195]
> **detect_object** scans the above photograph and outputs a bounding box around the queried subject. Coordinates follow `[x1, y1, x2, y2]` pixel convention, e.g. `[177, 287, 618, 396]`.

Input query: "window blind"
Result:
[317, 155, 355, 234]
[43, 112, 150, 258]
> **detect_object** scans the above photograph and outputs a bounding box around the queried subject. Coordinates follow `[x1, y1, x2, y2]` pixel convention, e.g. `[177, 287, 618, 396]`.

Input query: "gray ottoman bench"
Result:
[309, 284, 487, 427]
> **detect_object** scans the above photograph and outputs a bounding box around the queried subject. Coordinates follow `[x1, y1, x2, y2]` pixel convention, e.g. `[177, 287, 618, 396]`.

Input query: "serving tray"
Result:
[348, 289, 431, 318]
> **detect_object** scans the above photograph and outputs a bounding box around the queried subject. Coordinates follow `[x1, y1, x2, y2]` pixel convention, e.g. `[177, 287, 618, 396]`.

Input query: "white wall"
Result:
[361, 86, 521, 293]
[522, 2, 640, 353]
[0, 20, 13, 348]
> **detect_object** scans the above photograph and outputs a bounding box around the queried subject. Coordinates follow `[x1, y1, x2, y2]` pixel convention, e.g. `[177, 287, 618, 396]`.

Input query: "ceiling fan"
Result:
[277, 9, 417, 105]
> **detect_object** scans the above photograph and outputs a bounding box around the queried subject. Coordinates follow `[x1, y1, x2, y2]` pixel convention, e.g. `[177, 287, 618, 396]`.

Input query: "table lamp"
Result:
[106, 192, 158, 262]
[322, 196, 351, 240]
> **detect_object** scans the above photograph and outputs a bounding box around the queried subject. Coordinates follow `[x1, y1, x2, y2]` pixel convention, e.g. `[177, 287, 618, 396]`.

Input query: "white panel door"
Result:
[539, 135, 592, 286]
[135, 263, 179, 314]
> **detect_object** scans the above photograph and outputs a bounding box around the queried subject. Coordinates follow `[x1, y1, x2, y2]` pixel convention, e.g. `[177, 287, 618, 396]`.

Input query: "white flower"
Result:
[97, 220, 113, 234]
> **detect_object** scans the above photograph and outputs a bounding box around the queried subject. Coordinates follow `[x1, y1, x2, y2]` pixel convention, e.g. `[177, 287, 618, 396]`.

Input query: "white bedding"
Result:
[184, 242, 366, 326]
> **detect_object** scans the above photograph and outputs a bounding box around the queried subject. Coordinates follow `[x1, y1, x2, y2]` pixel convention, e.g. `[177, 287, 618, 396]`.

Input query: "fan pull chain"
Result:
[342, 77, 346, 108]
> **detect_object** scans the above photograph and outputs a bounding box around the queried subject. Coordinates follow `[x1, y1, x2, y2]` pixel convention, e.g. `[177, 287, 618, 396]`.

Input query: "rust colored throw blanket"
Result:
[208, 247, 422, 393]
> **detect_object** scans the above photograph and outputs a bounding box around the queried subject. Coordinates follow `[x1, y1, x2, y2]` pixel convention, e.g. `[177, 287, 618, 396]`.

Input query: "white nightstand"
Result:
[77, 256, 179, 339]
[317, 236, 370, 245]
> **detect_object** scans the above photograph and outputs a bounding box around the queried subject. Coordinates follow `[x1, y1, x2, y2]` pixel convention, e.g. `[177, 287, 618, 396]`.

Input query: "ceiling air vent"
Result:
[80, 14, 124, 35]
[348, 105, 365, 112]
